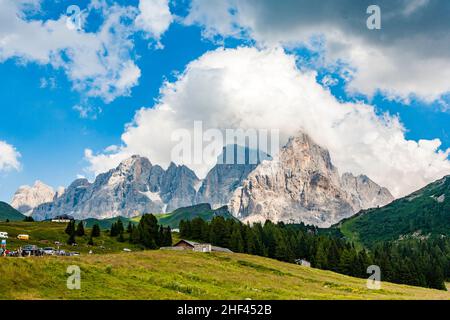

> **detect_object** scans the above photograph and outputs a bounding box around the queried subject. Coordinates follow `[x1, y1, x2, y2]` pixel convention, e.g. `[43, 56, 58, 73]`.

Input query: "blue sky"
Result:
[0, 0, 217, 200]
[1, 0, 450, 201]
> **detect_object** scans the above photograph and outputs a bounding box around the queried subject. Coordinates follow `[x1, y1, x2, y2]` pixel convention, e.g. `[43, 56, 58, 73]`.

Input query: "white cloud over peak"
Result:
[0, 141, 21, 172]
[85, 47, 450, 197]
[184, 0, 450, 103]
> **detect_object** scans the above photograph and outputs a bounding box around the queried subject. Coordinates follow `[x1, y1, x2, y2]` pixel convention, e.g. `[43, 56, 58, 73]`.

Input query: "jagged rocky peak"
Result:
[341, 173, 394, 210]
[196, 144, 272, 209]
[160, 162, 201, 212]
[11, 180, 56, 215]
[105, 155, 152, 186]
[229, 132, 394, 227]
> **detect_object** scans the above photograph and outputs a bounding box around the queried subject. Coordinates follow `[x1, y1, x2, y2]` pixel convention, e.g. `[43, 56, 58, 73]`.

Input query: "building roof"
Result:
[53, 214, 74, 220]
[174, 239, 233, 253]
[211, 246, 233, 253]
[174, 239, 199, 247]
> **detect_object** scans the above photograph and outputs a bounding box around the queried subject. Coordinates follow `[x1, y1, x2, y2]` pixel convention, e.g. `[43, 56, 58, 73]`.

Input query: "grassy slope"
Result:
[0, 250, 449, 300]
[0, 202, 25, 221]
[0, 221, 142, 254]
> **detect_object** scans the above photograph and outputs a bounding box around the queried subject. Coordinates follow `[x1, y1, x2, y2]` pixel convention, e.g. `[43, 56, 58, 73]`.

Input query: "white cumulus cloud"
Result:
[184, 0, 450, 103]
[0, 141, 21, 172]
[84, 47, 450, 197]
[135, 0, 174, 44]
[0, 0, 173, 103]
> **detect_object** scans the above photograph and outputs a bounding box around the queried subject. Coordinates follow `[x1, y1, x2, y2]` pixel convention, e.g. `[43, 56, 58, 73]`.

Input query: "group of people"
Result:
[0, 247, 26, 257]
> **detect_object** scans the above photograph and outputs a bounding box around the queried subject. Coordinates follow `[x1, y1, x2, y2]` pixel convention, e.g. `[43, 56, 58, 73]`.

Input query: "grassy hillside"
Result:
[0, 202, 25, 221]
[337, 175, 450, 248]
[0, 250, 449, 300]
[0, 221, 142, 254]
[156, 203, 235, 228]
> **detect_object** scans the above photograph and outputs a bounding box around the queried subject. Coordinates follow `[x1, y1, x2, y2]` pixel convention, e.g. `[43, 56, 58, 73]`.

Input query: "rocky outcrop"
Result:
[341, 173, 394, 212]
[10, 181, 56, 215]
[229, 133, 394, 227]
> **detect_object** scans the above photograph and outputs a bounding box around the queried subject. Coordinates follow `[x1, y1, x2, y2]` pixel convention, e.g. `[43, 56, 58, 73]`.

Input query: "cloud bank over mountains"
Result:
[85, 47, 450, 198]
[2, 1, 450, 200]
[185, 0, 450, 102]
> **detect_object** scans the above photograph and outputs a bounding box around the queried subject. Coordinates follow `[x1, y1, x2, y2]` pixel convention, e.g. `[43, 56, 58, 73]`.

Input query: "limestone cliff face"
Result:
[341, 172, 394, 212]
[229, 134, 394, 227]
[11, 181, 57, 215]
[196, 145, 271, 209]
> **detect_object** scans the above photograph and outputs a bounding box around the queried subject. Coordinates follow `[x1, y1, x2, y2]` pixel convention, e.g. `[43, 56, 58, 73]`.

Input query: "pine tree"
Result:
[91, 224, 101, 237]
[76, 221, 85, 236]
[245, 226, 256, 254]
[88, 236, 94, 246]
[230, 226, 244, 253]
[158, 225, 165, 246]
[65, 220, 75, 235]
[67, 231, 76, 245]
[209, 217, 228, 247]
[130, 224, 140, 244]
[118, 231, 125, 242]
[263, 221, 277, 257]
[164, 227, 172, 246]
[274, 231, 292, 262]
[110, 222, 118, 237]
[327, 241, 340, 272]
[180, 220, 191, 238]
[137, 214, 160, 249]
[339, 249, 356, 276]
[117, 218, 124, 234]
[127, 222, 133, 233]
[191, 217, 205, 240]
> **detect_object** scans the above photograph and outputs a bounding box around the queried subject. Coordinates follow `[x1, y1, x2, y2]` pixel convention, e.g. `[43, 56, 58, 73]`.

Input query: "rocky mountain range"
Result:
[11, 133, 394, 226]
[31, 156, 200, 220]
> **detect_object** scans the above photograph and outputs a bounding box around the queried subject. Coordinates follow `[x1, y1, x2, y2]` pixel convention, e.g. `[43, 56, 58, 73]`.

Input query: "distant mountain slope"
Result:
[157, 203, 235, 228]
[337, 175, 450, 247]
[0, 202, 26, 221]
